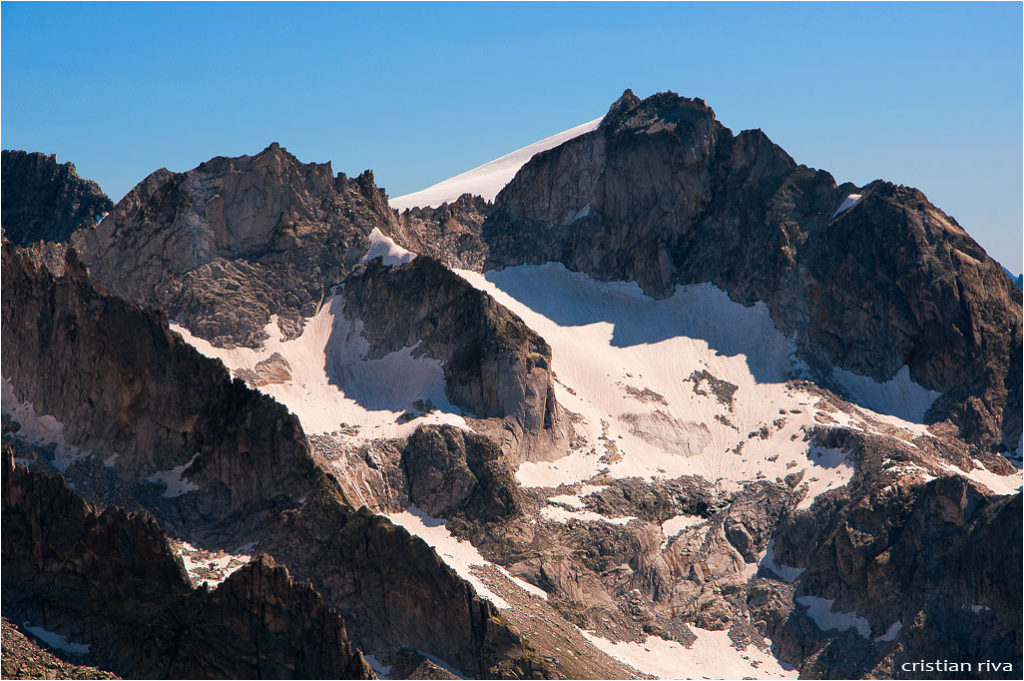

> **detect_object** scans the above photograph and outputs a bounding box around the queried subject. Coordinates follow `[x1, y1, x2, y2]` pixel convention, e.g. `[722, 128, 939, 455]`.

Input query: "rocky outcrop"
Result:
[2, 451, 373, 680]
[392, 194, 490, 270]
[756, 450, 1022, 678]
[1, 150, 113, 246]
[260, 499, 537, 679]
[69, 143, 397, 347]
[472, 90, 1022, 452]
[340, 256, 561, 460]
[402, 425, 520, 522]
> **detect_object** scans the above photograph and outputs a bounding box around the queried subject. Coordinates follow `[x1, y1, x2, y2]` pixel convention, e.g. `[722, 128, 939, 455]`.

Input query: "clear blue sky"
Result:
[3, 2, 1021, 271]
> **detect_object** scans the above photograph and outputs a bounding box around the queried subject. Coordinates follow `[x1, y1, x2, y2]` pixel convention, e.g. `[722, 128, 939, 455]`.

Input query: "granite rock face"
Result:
[69, 143, 396, 348]
[752, 429, 1023, 679]
[462, 90, 1021, 452]
[402, 425, 521, 522]
[392, 194, 490, 270]
[1, 150, 113, 246]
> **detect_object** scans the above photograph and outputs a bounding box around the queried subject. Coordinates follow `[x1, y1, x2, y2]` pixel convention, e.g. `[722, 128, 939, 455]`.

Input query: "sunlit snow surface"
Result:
[831, 193, 863, 218]
[361, 227, 416, 267]
[456, 265, 859, 500]
[389, 117, 603, 210]
[581, 629, 797, 680]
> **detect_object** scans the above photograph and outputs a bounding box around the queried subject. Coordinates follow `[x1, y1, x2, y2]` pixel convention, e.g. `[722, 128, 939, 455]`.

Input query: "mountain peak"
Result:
[604, 88, 642, 122]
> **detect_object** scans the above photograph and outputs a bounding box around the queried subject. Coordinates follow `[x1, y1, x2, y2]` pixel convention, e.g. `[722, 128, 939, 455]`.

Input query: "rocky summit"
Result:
[1, 90, 1021, 680]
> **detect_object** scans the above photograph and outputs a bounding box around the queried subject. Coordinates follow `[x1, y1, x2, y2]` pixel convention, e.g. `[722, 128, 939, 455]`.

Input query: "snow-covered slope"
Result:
[171, 297, 468, 440]
[389, 117, 602, 210]
[456, 265, 855, 497]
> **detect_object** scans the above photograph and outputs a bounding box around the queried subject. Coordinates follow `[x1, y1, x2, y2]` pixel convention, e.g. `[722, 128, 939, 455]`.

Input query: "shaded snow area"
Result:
[389, 117, 603, 210]
[169, 539, 252, 588]
[760, 540, 805, 584]
[363, 655, 392, 680]
[22, 625, 90, 655]
[171, 296, 468, 439]
[831, 193, 862, 218]
[386, 506, 547, 609]
[146, 453, 200, 497]
[833, 365, 940, 424]
[581, 628, 797, 680]
[796, 596, 871, 639]
[1, 378, 88, 473]
[361, 227, 416, 267]
[875, 620, 903, 642]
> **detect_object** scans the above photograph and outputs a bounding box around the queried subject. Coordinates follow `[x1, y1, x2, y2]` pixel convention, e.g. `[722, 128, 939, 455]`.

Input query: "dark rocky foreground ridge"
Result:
[2, 450, 373, 679]
[1, 88, 1022, 680]
[1, 150, 114, 247]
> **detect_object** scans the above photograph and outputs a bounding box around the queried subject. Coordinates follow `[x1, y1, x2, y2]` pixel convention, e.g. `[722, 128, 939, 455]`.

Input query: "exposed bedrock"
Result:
[402, 425, 521, 522]
[758, 455, 1022, 678]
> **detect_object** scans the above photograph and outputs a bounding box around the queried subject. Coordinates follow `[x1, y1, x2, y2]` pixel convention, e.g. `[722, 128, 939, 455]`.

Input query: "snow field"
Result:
[389, 118, 603, 210]
[581, 628, 797, 680]
[455, 265, 855, 501]
[171, 296, 469, 439]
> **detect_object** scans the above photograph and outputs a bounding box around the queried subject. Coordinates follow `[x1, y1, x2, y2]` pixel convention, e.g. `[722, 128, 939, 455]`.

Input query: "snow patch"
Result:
[386, 506, 547, 609]
[831, 193, 862, 218]
[833, 365, 940, 424]
[796, 596, 871, 638]
[361, 227, 416, 267]
[389, 117, 602, 210]
[170, 539, 251, 588]
[146, 453, 200, 497]
[874, 620, 902, 642]
[660, 514, 705, 539]
[455, 264, 873, 511]
[761, 540, 805, 583]
[363, 655, 392, 679]
[581, 628, 797, 680]
[540, 505, 636, 526]
[22, 624, 90, 655]
[938, 460, 1022, 496]
[796, 446, 854, 510]
[1, 378, 88, 472]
